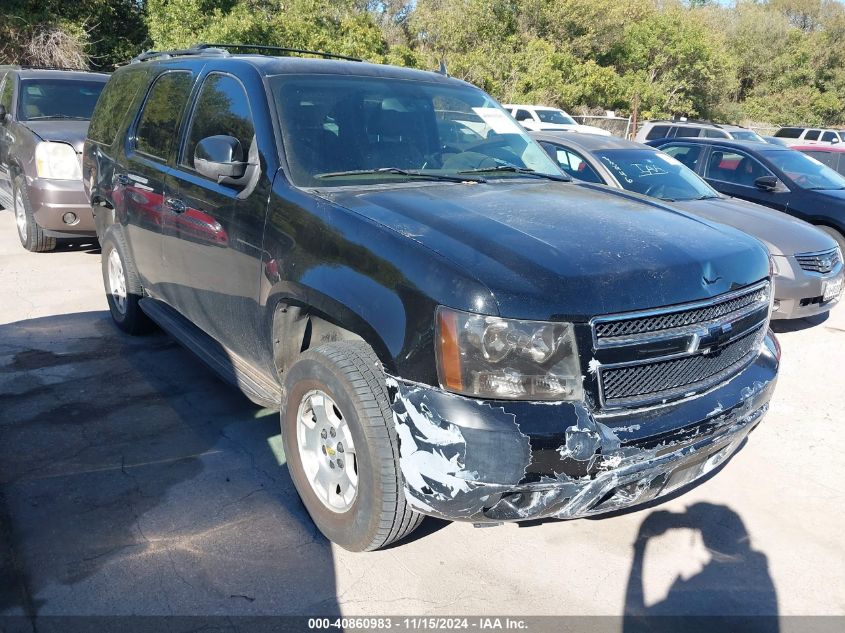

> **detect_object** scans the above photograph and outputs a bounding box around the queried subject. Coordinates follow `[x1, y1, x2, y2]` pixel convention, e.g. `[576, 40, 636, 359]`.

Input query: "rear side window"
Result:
[88, 68, 147, 146]
[0, 74, 14, 111]
[803, 151, 837, 169]
[514, 109, 533, 122]
[673, 126, 701, 138]
[775, 127, 802, 139]
[662, 144, 703, 171]
[134, 71, 192, 161]
[703, 128, 730, 139]
[645, 125, 670, 140]
[181, 73, 255, 171]
[804, 130, 821, 141]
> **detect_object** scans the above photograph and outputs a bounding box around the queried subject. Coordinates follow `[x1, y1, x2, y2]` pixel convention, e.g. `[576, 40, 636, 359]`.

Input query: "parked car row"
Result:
[1, 47, 837, 552]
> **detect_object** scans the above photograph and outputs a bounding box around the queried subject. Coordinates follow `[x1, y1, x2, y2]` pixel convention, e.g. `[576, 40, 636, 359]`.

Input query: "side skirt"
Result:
[139, 297, 282, 409]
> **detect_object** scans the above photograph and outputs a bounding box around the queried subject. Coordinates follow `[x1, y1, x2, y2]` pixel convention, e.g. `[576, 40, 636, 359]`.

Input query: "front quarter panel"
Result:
[258, 175, 498, 385]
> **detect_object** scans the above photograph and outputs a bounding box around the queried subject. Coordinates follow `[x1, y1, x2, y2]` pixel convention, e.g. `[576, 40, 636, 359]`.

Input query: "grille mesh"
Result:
[595, 286, 768, 340]
[601, 326, 763, 405]
[796, 249, 841, 274]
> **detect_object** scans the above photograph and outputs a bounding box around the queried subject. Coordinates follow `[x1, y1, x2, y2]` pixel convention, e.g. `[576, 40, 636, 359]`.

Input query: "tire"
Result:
[282, 341, 423, 551]
[13, 176, 56, 252]
[818, 225, 845, 255]
[100, 229, 154, 335]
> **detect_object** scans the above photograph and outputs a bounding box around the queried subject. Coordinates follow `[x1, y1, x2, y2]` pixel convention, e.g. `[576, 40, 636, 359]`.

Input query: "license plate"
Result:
[824, 277, 843, 303]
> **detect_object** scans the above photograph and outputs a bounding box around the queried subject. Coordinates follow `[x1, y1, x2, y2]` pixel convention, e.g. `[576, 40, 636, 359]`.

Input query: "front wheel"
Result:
[13, 176, 56, 252]
[281, 342, 423, 551]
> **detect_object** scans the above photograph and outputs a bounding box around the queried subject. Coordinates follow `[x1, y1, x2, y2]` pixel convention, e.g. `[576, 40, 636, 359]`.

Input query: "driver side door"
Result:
[700, 147, 790, 212]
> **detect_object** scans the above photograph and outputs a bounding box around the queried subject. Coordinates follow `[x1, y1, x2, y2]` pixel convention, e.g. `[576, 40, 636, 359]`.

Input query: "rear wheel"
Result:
[281, 342, 423, 551]
[100, 229, 154, 335]
[13, 176, 56, 252]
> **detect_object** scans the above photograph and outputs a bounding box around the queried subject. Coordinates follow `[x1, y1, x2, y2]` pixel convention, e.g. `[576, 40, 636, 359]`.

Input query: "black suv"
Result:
[84, 45, 779, 551]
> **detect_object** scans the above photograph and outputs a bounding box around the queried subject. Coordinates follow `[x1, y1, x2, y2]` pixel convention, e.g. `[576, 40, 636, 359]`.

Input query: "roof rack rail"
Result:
[130, 46, 230, 64]
[197, 43, 362, 62]
[129, 43, 362, 64]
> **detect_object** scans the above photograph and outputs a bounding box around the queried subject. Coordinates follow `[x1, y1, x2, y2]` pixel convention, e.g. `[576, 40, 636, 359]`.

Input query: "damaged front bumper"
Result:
[389, 335, 778, 523]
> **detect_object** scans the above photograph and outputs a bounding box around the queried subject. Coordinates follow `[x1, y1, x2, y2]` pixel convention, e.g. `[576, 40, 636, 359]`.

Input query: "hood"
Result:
[671, 196, 836, 256]
[321, 181, 769, 321]
[22, 120, 90, 153]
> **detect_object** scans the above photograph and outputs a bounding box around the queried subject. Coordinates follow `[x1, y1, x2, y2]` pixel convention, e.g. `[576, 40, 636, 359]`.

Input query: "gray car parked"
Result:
[0, 67, 108, 251]
[532, 131, 843, 320]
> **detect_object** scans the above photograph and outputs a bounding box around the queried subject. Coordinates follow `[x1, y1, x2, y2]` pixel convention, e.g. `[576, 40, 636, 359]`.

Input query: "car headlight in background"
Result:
[435, 306, 584, 401]
[35, 142, 81, 180]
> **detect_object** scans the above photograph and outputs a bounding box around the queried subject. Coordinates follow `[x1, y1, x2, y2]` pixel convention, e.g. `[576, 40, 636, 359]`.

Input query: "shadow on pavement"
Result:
[0, 311, 339, 622]
[771, 312, 829, 333]
[623, 503, 778, 633]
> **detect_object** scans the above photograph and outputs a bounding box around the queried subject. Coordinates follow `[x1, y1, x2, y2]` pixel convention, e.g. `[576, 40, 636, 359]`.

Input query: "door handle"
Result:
[165, 197, 186, 213]
[115, 173, 132, 186]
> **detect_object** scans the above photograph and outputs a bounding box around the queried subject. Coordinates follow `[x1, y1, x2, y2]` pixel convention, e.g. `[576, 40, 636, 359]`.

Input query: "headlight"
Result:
[435, 306, 584, 401]
[35, 142, 81, 180]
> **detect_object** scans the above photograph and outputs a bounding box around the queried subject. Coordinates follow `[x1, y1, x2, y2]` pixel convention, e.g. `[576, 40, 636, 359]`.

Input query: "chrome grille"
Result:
[594, 285, 768, 341]
[600, 325, 765, 407]
[591, 281, 771, 410]
[795, 248, 841, 274]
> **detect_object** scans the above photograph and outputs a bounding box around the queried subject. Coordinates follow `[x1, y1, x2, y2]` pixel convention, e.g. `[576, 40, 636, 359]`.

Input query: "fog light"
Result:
[772, 299, 781, 312]
[62, 212, 78, 225]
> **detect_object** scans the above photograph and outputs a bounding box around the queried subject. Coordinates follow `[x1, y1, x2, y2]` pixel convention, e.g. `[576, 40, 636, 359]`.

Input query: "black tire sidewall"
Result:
[101, 230, 150, 334]
[282, 355, 384, 551]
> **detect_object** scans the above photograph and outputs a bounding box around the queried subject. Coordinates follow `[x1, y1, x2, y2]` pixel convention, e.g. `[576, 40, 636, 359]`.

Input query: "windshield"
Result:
[731, 130, 765, 142]
[18, 79, 105, 121]
[270, 75, 561, 187]
[535, 109, 577, 125]
[595, 149, 719, 201]
[764, 149, 845, 190]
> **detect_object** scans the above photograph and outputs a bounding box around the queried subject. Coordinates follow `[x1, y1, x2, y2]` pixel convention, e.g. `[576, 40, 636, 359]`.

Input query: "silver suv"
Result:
[636, 119, 764, 143]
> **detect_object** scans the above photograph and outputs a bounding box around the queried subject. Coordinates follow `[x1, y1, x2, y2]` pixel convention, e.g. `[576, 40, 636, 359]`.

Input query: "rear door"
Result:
[702, 146, 790, 211]
[119, 69, 194, 296]
[164, 69, 268, 354]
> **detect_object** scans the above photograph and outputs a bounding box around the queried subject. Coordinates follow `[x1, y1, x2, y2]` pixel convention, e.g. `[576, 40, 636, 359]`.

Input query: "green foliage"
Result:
[2, 0, 845, 126]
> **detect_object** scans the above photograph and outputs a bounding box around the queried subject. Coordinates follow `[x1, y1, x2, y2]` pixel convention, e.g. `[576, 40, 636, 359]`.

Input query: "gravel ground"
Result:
[0, 208, 843, 629]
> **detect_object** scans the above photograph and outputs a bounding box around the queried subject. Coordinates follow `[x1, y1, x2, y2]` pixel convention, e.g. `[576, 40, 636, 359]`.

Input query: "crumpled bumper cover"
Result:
[388, 337, 778, 522]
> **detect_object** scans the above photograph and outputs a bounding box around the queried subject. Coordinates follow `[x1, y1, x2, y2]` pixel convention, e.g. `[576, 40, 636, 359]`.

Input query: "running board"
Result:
[139, 298, 282, 409]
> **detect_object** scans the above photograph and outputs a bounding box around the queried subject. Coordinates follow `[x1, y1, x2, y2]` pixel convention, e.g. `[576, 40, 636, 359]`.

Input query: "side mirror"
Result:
[0, 104, 7, 124]
[194, 135, 246, 182]
[832, 137, 840, 145]
[755, 175, 779, 192]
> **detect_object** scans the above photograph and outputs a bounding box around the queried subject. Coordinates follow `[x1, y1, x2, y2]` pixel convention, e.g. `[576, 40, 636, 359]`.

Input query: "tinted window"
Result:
[535, 109, 576, 125]
[134, 71, 192, 160]
[645, 125, 671, 140]
[514, 109, 533, 122]
[662, 144, 703, 172]
[764, 149, 845, 190]
[674, 126, 701, 138]
[705, 150, 773, 186]
[88, 68, 147, 146]
[540, 142, 602, 183]
[703, 128, 730, 138]
[182, 73, 255, 170]
[18, 79, 104, 121]
[775, 127, 802, 139]
[597, 149, 717, 201]
[270, 75, 560, 187]
[804, 130, 821, 141]
[822, 131, 838, 143]
[0, 74, 12, 111]
[803, 150, 838, 169]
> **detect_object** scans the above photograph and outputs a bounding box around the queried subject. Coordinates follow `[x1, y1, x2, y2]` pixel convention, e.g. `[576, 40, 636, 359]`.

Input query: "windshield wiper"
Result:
[458, 164, 570, 182]
[25, 115, 89, 121]
[315, 167, 486, 183]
